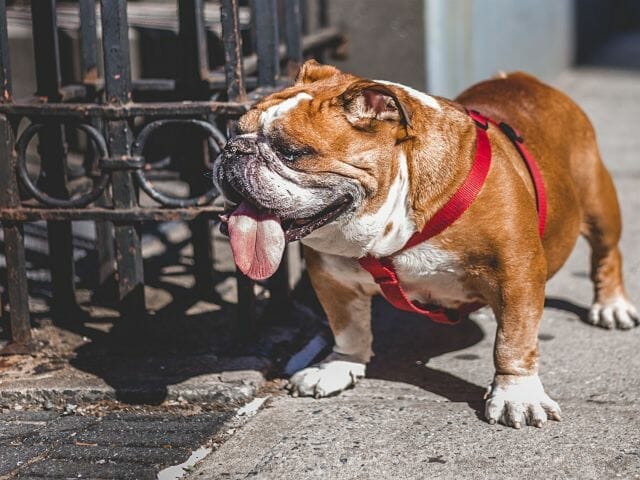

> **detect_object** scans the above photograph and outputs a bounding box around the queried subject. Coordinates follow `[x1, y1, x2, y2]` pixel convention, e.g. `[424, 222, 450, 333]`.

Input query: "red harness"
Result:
[358, 110, 547, 324]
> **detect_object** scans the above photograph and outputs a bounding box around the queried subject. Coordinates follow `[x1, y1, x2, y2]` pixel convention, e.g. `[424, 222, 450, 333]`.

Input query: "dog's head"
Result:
[214, 60, 450, 279]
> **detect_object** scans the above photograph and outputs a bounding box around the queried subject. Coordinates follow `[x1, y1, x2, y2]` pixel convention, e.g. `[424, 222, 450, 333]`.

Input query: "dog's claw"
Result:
[548, 410, 561, 422]
[485, 374, 561, 429]
[588, 297, 639, 330]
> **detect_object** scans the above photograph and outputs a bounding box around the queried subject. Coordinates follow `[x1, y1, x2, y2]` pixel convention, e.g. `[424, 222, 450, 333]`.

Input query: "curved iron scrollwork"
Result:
[16, 122, 111, 208]
[131, 119, 225, 208]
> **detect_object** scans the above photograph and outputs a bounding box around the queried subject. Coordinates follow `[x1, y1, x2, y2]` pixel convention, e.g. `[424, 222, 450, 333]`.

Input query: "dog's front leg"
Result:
[484, 261, 561, 428]
[288, 247, 373, 398]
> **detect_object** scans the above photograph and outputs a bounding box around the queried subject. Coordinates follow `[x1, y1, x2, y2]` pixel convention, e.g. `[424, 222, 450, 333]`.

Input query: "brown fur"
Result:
[237, 62, 632, 418]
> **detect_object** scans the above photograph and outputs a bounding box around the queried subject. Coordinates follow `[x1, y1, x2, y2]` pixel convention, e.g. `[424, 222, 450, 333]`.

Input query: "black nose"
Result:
[224, 136, 258, 157]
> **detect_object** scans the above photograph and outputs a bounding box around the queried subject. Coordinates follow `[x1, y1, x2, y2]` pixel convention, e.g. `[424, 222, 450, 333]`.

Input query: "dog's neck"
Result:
[302, 101, 477, 258]
[404, 100, 478, 232]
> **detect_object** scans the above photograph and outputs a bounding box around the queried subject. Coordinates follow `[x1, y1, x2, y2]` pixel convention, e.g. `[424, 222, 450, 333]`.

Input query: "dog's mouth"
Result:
[219, 196, 351, 281]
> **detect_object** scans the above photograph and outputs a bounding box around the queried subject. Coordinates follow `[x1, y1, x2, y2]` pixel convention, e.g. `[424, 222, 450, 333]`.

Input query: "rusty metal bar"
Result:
[0, 112, 32, 352]
[31, 0, 78, 321]
[0, 100, 249, 118]
[79, 0, 116, 301]
[178, 0, 209, 86]
[284, 0, 303, 65]
[0, 0, 11, 102]
[100, 0, 146, 323]
[0, 206, 221, 222]
[254, 0, 293, 313]
[254, 0, 279, 87]
[221, 0, 256, 334]
[241, 26, 344, 77]
[221, 0, 246, 102]
[319, 0, 329, 27]
[0, 0, 32, 353]
[178, 0, 217, 298]
[78, 0, 99, 83]
[300, 0, 309, 35]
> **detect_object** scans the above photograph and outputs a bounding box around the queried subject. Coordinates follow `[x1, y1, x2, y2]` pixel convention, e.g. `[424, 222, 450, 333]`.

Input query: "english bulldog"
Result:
[214, 60, 638, 428]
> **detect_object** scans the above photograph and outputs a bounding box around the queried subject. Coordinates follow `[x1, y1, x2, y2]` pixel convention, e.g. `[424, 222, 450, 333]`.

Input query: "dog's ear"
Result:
[340, 80, 413, 130]
[295, 59, 341, 84]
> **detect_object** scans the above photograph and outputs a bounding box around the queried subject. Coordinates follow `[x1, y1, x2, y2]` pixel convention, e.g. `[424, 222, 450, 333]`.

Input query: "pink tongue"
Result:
[227, 201, 285, 281]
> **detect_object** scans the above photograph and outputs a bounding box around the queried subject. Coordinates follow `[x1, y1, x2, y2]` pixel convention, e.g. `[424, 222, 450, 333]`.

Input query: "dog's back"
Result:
[456, 72, 620, 279]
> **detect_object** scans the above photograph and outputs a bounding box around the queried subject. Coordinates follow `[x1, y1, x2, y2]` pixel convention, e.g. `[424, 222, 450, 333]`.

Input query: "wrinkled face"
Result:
[214, 60, 415, 280]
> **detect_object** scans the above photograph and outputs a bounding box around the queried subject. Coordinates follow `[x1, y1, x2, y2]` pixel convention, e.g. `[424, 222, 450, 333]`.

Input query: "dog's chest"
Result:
[320, 242, 481, 308]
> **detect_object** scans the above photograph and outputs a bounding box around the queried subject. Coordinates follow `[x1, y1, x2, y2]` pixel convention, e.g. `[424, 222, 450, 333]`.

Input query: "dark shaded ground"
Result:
[0, 410, 231, 479]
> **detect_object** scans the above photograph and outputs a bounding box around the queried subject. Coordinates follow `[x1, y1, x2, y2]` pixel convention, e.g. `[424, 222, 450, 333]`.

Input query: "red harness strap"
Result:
[358, 110, 546, 324]
[476, 112, 547, 237]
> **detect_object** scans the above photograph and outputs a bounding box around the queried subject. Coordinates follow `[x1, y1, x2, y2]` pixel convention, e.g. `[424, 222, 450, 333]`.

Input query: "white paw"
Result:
[485, 374, 561, 429]
[286, 358, 365, 399]
[588, 296, 639, 330]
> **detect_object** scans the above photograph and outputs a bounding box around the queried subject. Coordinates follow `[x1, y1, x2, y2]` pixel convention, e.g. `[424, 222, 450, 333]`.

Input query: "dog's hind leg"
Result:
[578, 150, 638, 329]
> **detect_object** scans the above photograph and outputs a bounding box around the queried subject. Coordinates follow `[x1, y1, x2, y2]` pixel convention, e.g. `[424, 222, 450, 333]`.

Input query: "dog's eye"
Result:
[278, 145, 313, 162]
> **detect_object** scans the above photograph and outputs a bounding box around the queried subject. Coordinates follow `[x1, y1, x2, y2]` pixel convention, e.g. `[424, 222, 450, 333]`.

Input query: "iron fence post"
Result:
[177, 0, 216, 300]
[0, 1, 31, 352]
[255, 0, 294, 320]
[31, 0, 78, 322]
[99, 0, 146, 325]
[284, 0, 304, 66]
[0, 121, 32, 354]
[0, 0, 11, 103]
[254, 0, 280, 87]
[80, 0, 117, 300]
[221, 0, 257, 335]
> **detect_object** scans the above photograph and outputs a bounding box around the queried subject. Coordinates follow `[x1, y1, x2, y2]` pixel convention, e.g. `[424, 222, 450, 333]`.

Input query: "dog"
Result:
[214, 60, 638, 428]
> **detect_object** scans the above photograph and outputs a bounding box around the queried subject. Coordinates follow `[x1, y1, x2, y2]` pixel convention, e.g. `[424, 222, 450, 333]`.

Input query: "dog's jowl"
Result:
[214, 60, 638, 429]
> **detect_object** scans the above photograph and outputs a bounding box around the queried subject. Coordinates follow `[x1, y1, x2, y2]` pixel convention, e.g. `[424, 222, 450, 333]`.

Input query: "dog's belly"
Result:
[314, 241, 483, 310]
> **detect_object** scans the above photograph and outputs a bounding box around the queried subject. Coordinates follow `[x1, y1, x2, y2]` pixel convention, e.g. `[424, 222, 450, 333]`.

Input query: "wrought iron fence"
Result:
[0, 0, 344, 354]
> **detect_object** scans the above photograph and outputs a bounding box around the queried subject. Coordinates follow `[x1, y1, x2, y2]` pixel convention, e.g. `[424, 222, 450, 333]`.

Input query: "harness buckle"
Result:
[468, 109, 489, 130]
[498, 122, 524, 143]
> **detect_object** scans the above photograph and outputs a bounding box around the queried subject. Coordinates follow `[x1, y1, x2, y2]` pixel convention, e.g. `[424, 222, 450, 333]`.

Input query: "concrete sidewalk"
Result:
[189, 68, 640, 480]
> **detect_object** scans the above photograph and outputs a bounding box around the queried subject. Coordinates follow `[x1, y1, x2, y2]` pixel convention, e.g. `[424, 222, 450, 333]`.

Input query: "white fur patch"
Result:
[393, 242, 475, 307]
[288, 356, 366, 398]
[303, 151, 414, 257]
[260, 92, 313, 130]
[376, 80, 441, 111]
[303, 150, 477, 308]
[485, 374, 561, 428]
[588, 295, 639, 329]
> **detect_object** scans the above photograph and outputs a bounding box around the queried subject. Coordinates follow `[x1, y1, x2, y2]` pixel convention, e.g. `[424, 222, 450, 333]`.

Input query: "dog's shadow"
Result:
[362, 296, 595, 419]
[364, 298, 488, 418]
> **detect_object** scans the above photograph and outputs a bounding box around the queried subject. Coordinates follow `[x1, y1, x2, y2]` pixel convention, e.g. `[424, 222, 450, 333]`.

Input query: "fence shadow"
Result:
[0, 221, 279, 405]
